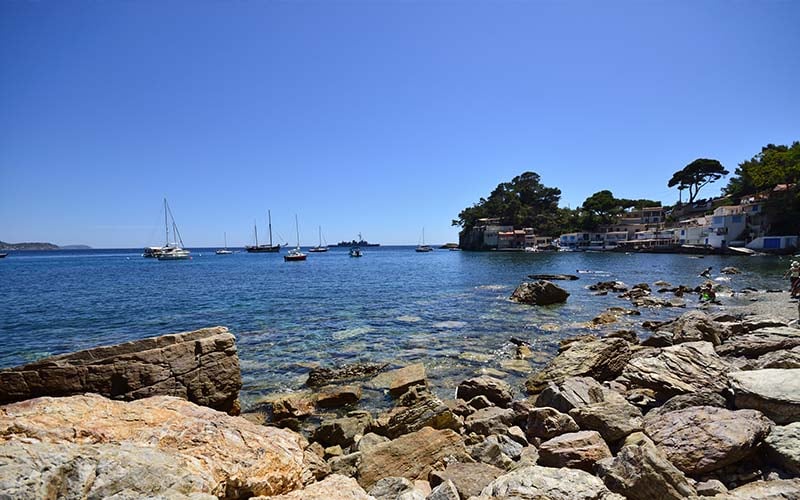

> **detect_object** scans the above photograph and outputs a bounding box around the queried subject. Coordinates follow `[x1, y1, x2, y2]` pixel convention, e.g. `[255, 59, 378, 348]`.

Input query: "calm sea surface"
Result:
[0, 247, 792, 410]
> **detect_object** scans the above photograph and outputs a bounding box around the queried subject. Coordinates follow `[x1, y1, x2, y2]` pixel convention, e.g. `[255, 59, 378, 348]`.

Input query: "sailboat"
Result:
[245, 210, 282, 253]
[415, 227, 433, 252]
[284, 215, 307, 261]
[156, 198, 191, 260]
[308, 226, 329, 253]
[216, 232, 233, 255]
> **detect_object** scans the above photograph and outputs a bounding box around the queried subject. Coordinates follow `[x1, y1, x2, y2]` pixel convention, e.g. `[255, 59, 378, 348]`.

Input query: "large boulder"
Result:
[569, 398, 643, 443]
[646, 391, 728, 417]
[456, 376, 513, 408]
[258, 474, 372, 500]
[525, 337, 631, 393]
[356, 427, 471, 489]
[656, 310, 731, 345]
[720, 479, 800, 499]
[595, 438, 696, 500]
[0, 394, 308, 498]
[534, 377, 619, 413]
[642, 406, 772, 475]
[464, 407, 515, 436]
[537, 430, 612, 472]
[0, 326, 242, 413]
[384, 394, 460, 439]
[510, 280, 569, 306]
[764, 422, 800, 474]
[312, 412, 372, 448]
[475, 465, 624, 500]
[716, 326, 800, 358]
[429, 462, 505, 499]
[617, 341, 730, 398]
[525, 407, 580, 441]
[729, 369, 800, 424]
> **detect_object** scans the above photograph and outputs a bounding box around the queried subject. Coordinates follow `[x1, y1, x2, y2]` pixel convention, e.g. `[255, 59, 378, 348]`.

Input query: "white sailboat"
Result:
[156, 198, 191, 260]
[284, 215, 307, 261]
[216, 232, 233, 255]
[308, 226, 329, 252]
[415, 227, 433, 252]
[349, 232, 363, 257]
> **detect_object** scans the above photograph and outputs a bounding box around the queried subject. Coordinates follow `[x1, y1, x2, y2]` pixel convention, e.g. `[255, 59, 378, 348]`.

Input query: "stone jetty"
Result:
[2, 288, 800, 498]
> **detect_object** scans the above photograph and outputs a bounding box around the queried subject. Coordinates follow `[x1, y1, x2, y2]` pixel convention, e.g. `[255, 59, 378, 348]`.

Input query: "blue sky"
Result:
[1, 1, 798, 248]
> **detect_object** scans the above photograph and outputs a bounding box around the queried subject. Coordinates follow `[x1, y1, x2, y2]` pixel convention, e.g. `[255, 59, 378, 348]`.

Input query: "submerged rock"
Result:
[510, 280, 570, 306]
[306, 362, 389, 388]
[528, 274, 579, 281]
[0, 326, 242, 413]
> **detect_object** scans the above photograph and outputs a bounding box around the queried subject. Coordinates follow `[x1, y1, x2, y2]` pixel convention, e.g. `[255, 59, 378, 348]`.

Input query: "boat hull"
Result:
[308, 247, 329, 253]
[245, 245, 281, 253]
[284, 254, 307, 261]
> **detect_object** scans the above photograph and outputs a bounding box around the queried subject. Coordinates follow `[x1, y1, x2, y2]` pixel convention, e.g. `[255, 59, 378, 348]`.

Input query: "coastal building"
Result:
[677, 217, 710, 246]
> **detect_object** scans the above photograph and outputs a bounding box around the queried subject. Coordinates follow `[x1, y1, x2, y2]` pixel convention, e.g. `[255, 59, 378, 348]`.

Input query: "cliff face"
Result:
[458, 227, 486, 251]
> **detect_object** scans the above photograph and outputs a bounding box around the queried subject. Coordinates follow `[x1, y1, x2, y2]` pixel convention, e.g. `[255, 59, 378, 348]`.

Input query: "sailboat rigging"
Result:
[245, 210, 282, 253]
[415, 227, 433, 252]
[216, 232, 233, 255]
[284, 215, 307, 261]
[308, 226, 329, 252]
[156, 198, 191, 260]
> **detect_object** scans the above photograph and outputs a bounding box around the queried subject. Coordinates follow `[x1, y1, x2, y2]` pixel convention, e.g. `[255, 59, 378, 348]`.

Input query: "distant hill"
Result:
[0, 241, 91, 251]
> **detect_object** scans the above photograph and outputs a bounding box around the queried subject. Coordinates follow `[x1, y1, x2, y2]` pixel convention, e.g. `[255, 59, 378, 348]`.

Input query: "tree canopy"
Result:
[724, 142, 800, 198]
[453, 172, 563, 235]
[668, 158, 729, 203]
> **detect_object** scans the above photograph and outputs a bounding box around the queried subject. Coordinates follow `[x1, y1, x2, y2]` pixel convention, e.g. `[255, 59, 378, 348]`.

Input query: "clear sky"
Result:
[1, 1, 798, 248]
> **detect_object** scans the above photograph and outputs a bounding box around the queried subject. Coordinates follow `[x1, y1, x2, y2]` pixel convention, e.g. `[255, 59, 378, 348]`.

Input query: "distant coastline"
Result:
[0, 241, 91, 251]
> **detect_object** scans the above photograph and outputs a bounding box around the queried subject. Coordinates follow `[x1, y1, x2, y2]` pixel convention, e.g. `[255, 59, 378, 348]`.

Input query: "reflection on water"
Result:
[0, 247, 792, 410]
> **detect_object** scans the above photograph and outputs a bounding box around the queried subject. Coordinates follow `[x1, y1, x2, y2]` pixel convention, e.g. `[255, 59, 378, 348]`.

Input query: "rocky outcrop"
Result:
[716, 326, 800, 358]
[475, 465, 624, 500]
[656, 310, 731, 345]
[525, 337, 631, 393]
[356, 427, 471, 489]
[642, 406, 772, 475]
[0, 394, 307, 498]
[384, 364, 427, 398]
[646, 391, 728, 417]
[456, 376, 513, 408]
[535, 377, 618, 413]
[721, 478, 800, 499]
[569, 398, 643, 442]
[0, 326, 242, 413]
[617, 341, 730, 398]
[537, 430, 612, 472]
[259, 474, 372, 500]
[429, 462, 504, 499]
[316, 385, 362, 408]
[525, 407, 580, 440]
[510, 280, 570, 306]
[729, 369, 800, 424]
[312, 411, 372, 448]
[384, 394, 460, 439]
[764, 422, 800, 474]
[595, 437, 696, 500]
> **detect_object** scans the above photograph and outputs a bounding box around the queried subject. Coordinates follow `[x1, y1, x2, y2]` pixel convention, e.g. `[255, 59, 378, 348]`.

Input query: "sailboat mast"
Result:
[254, 220, 259, 247]
[318, 226, 322, 247]
[295, 214, 300, 250]
[269, 210, 274, 247]
[164, 198, 169, 246]
[224, 232, 227, 249]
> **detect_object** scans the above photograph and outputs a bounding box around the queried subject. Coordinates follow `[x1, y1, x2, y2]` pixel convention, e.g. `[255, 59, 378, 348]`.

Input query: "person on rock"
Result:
[783, 261, 800, 298]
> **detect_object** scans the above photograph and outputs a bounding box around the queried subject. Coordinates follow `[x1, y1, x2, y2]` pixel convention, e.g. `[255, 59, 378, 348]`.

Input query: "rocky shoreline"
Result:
[2, 280, 800, 498]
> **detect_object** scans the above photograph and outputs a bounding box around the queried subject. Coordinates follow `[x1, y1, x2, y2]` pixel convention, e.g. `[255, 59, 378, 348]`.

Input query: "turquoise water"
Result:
[0, 247, 791, 409]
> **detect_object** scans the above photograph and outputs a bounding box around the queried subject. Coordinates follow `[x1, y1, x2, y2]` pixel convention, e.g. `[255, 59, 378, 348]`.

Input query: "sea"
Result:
[0, 247, 793, 411]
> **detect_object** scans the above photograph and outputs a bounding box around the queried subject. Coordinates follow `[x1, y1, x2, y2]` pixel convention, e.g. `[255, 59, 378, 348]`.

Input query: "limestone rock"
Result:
[429, 462, 504, 499]
[316, 385, 362, 408]
[764, 422, 800, 474]
[260, 474, 372, 500]
[538, 430, 612, 472]
[0, 326, 242, 413]
[569, 398, 643, 442]
[306, 362, 388, 387]
[716, 326, 800, 358]
[535, 377, 622, 414]
[647, 391, 728, 417]
[476, 465, 624, 500]
[643, 406, 772, 475]
[428, 479, 460, 500]
[595, 439, 696, 500]
[510, 280, 569, 306]
[525, 407, 580, 440]
[384, 394, 461, 439]
[312, 412, 372, 448]
[464, 407, 515, 436]
[356, 427, 471, 489]
[729, 369, 800, 424]
[455, 376, 513, 408]
[721, 478, 800, 499]
[0, 394, 307, 498]
[617, 341, 730, 398]
[525, 337, 631, 393]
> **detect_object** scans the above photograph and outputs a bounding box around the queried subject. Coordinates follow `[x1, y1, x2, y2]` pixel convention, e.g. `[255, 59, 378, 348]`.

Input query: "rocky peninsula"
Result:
[2, 281, 800, 498]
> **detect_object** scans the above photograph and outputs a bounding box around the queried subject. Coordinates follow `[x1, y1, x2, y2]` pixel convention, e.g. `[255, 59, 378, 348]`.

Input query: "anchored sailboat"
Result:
[245, 210, 282, 253]
[284, 215, 307, 261]
[415, 227, 433, 252]
[308, 226, 329, 252]
[216, 232, 233, 255]
[156, 198, 191, 260]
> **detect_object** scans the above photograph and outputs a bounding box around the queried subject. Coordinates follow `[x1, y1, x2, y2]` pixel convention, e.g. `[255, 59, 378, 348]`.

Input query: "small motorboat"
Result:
[0, 253, 7, 259]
